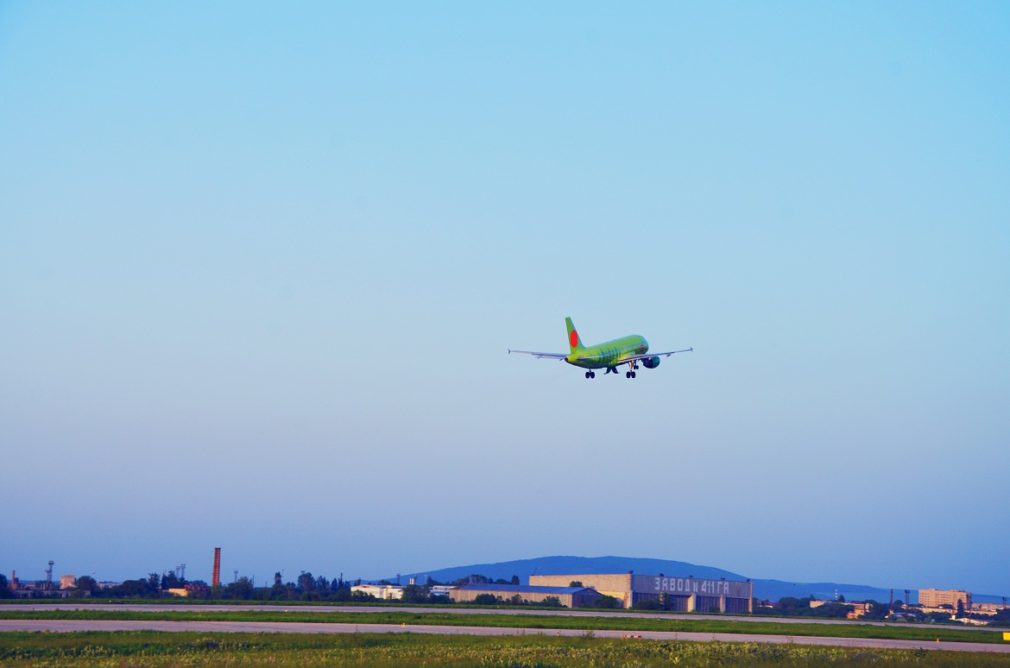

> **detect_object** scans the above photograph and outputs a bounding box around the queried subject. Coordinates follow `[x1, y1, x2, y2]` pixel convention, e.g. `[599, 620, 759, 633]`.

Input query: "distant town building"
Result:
[846, 602, 871, 619]
[449, 583, 602, 608]
[59, 575, 76, 590]
[919, 588, 972, 609]
[351, 584, 404, 600]
[529, 573, 753, 613]
[166, 588, 189, 597]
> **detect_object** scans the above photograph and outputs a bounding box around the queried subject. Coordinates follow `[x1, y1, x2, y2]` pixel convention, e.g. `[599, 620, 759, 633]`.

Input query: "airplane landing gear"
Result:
[585, 371, 596, 379]
[625, 371, 637, 378]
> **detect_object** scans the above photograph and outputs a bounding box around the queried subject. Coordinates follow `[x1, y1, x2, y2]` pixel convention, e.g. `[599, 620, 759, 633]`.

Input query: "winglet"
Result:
[565, 316, 584, 353]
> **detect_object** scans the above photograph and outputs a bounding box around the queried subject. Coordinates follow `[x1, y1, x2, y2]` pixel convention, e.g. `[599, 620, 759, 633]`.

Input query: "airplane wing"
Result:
[508, 349, 568, 360]
[620, 347, 694, 363]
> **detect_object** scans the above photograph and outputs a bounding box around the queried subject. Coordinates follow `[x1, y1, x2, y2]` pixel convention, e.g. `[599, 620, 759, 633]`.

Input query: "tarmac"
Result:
[7, 602, 1005, 633]
[2, 618, 1009, 653]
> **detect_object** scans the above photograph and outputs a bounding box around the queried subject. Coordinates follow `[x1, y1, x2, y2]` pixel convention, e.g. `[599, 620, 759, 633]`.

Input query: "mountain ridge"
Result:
[384, 555, 1003, 603]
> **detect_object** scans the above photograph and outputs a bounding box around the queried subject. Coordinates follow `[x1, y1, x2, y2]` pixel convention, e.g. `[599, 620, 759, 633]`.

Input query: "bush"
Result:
[633, 598, 662, 610]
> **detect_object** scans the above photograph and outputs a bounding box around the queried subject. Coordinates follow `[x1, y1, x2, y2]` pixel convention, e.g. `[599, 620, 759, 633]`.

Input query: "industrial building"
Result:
[351, 583, 404, 600]
[919, 588, 972, 609]
[449, 583, 602, 608]
[529, 573, 753, 613]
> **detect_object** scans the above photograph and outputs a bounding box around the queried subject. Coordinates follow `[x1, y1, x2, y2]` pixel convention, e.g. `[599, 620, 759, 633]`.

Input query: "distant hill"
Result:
[388, 555, 927, 603]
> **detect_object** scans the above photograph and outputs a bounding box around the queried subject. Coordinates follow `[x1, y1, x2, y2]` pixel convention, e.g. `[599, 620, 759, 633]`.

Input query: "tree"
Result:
[474, 593, 499, 605]
[184, 581, 210, 600]
[101, 578, 157, 598]
[224, 577, 254, 600]
[297, 571, 316, 594]
[540, 596, 562, 608]
[590, 595, 622, 609]
[402, 584, 429, 604]
[809, 602, 853, 619]
[271, 572, 285, 600]
[569, 581, 584, 588]
[75, 576, 98, 596]
[0, 575, 11, 599]
[161, 572, 181, 590]
[990, 608, 1010, 626]
[956, 599, 966, 619]
[510, 575, 520, 585]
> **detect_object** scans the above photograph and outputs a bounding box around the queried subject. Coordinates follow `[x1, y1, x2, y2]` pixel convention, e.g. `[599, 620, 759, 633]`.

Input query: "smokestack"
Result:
[212, 547, 221, 587]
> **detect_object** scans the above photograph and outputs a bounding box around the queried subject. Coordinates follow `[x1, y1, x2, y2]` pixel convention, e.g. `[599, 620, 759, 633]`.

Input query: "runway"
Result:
[7, 602, 1004, 634]
[2, 618, 1008, 653]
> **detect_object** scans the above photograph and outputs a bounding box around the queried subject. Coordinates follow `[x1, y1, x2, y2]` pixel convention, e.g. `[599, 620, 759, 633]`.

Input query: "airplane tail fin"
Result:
[565, 317, 584, 352]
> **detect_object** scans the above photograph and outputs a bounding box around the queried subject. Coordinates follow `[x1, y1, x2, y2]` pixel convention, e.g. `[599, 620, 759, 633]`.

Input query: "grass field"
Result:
[2, 631, 1010, 667]
[0, 608, 1002, 645]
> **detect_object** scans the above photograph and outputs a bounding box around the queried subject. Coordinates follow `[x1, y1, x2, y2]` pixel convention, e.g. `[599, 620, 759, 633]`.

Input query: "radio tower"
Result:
[212, 548, 221, 587]
[45, 561, 54, 592]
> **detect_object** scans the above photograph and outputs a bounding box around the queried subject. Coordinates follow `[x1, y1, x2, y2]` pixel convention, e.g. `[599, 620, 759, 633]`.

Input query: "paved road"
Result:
[6, 602, 1004, 634]
[1, 618, 1008, 653]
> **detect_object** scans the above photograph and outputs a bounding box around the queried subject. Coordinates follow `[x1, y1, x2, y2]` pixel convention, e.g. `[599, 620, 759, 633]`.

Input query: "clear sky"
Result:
[2, 1, 1008, 594]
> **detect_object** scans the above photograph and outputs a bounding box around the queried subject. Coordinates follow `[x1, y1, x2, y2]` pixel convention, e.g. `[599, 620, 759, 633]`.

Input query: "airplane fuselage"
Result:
[566, 335, 648, 369]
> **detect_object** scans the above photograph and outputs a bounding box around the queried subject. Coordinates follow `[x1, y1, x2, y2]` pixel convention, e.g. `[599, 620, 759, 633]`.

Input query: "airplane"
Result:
[508, 317, 693, 379]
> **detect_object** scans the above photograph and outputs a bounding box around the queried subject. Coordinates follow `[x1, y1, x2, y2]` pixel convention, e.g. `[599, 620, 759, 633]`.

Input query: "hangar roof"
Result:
[456, 583, 593, 595]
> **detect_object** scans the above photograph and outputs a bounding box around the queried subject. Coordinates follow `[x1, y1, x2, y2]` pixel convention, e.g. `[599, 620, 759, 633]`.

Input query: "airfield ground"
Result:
[2, 601, 1010, 664]
[3, 630, 1010, 667]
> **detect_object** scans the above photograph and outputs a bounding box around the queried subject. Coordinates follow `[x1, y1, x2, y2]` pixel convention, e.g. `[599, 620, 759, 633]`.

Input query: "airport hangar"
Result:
[530, 573, 754, 613]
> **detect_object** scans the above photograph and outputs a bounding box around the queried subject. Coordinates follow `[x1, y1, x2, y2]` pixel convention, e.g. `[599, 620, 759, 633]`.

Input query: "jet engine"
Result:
[642, 356, 661, 369]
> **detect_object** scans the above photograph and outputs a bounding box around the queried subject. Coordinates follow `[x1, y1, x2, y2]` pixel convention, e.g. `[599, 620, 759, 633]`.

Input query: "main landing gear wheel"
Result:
[585, 371, 596, 379]
[626, 371, 637, 379]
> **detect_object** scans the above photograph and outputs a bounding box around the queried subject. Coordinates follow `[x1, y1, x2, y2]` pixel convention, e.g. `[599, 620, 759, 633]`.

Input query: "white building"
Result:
[430, 585, 457, 597]
[351, 584, 404, 600]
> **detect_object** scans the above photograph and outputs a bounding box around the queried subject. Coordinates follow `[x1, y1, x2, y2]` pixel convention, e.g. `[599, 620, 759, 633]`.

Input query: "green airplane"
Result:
[509, 317, 693, 379]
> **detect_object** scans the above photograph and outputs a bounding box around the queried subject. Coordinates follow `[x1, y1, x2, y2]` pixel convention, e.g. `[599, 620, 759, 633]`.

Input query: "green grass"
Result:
[1, 631, 1009, 667]
[0, 608, 1003, 645]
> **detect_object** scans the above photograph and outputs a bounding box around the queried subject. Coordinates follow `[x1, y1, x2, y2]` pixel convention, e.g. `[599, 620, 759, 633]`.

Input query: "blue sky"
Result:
[2, 1, 1008, 594]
